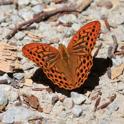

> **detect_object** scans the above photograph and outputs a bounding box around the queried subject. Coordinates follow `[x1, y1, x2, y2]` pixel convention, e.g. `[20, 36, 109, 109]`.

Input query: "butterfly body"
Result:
[22, 21, 101, 90]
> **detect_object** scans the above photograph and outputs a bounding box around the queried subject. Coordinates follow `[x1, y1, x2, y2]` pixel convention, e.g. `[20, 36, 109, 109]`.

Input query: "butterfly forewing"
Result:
[67, 21, 101, 55]
[22, 43, 59, 69]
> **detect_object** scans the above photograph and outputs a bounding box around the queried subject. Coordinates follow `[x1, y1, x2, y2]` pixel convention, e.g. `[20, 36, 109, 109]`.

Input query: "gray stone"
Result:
[108, 9, 124, 27]
[39, 22, 61, 40]
[7, 90, 18, 102]
[51, 101, 65, 116]
[0, 90, 8, 111]
[71, 105, 83, 117]
[112, 25, 124, 42]
[13, 73, 24, 80]
[72, 23, 81, 31]
[0, 22, 9, 27]
[71, 92, 86, 105]
[11, 15, 23, 24]
[2, 106, 42, 123]
[42, 0, 50, 4]
[58, 14, 77, 24]
[99, 118, 111, 124]
[51, 94, 59, 105]
[0, 74, 11, 84]
[107, 101, 119, 115]
[32, 4, 43, 14]
[18, 0, 30, 6]
[18, 9, 33, 20]
[0, 13, 6, 23]
[117, 82, 124, 92]
[0, 85, 18, 103]
[63, 98, 73, 109]
[30, 0, 40, 5]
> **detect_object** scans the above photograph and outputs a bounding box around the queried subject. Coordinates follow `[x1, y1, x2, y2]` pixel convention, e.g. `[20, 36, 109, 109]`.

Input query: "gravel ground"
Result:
[0, 0, 124, 123]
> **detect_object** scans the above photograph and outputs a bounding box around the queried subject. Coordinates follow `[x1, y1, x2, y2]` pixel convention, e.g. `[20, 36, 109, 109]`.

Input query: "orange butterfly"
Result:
[22, 21, 101, 90]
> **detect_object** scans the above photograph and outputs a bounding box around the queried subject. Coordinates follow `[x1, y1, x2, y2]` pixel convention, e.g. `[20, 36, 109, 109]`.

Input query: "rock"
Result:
[14, 32, 25, 40]
[112, 25, 124, 42]
[0, 13, 6, 23]
[2, 106, 42, 123]
[117, 82, 124, 94]
[23, 78, 33, 87]
[63, 98, 74, 109]
[58, 14, 77, 24]
[43, 103, 53, 114]
[51, 94, 59, 105]
[0, 85, 18, 103]
[42, 0, 50, 4]
[39, 22, 61, 40]
[108, 9, 124, 27]
[13, 73, 24, 80]
[71, 105, 83, 117]
[18, 8, 33, 20]
[106, 101, 119, 115]
[72, 23, 82, 31]
[0, 90, 8, 111]
[1, 22, 9, 27]
[17, 0, 30, 6]
[0, 74, 11, 84]
[32, 4, 43, 14]
[11, 15, 23, 24]
[30, 0, 40, 5]
[96, 0, 113, 9]
[7, 90, 18, 102]
[99, 118, 111, 124]
[51, 101, 65, 116]
[33, 91, 54, 113]
[71, 92, 86, 105]
[55, 119, 66, 124]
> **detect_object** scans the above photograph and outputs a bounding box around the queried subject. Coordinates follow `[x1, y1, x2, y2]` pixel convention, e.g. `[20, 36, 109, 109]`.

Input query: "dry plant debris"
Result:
[0, 42, 17, 72]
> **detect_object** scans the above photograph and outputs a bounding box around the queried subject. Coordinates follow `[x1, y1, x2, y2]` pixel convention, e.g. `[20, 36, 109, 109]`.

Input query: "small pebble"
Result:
[7, 90, 18, 102]
[18, 0, 30, 6]
[2, 106, 42, 123]
[51, 94, 59, 105]
[71, 92, 86, 105]
[24, 79, 33, 87]
[14, 32, 25, 40]
[58, 14, 77, 24]
[0, 90, 8, 111]
[71, 105, 83, 117]
[72, 23, 81, 31]
[13, 73, 24, 80]
[63, 98, 74, 109]
[18, 9, 33, 20]
[32, 4, 43, 14]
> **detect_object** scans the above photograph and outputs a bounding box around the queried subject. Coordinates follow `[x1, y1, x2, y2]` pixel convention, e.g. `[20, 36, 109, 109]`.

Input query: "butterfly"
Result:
[22, 21, 101, 90]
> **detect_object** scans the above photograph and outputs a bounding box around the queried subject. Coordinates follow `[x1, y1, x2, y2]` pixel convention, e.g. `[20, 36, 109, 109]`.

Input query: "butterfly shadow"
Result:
[31, 57, 112, 96]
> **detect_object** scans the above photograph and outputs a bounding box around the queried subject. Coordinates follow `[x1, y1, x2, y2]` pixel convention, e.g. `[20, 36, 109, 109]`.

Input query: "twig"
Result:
[6, 0, 92, 39]
[96, 94, 116, 110]
[0, 0, 13, 5]
[108, 35, 118, 58]
[0, 79, 8, 84]
[93, 43, 102, 57]
[103, 17, 111, 31]
[114, 51, 124, 55]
